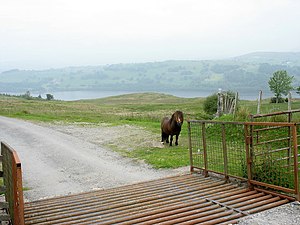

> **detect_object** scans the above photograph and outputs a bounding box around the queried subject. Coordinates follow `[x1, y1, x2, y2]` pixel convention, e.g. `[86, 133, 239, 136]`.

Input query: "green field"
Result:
[1, 92, 300, 169]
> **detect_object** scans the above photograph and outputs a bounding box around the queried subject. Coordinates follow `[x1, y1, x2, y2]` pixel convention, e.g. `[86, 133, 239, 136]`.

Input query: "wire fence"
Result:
[188, 120, 300, 200]
[188, 121, 246, 179]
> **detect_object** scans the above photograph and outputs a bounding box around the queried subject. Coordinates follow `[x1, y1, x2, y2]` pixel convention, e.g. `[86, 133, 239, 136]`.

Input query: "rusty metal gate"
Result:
[1, 142, 25, 225]
[188, 120, 300, 201]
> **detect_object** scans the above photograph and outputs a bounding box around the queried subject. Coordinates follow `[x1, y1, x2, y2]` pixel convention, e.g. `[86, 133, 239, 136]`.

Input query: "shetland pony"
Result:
[161, 111, 184, 146]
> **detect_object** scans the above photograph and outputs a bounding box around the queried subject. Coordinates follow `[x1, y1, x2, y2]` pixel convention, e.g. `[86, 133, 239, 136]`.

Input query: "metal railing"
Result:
[250, 109, 300, 123]
[1, 142, 25, 225]
[188, 120, 300, 200]
[188, 120, 246, 179]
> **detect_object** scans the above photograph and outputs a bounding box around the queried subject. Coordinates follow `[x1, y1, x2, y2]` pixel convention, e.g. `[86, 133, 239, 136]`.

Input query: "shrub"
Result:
[203, 93, 218, 115]
[235, 107, 251, 121]
[252, 155, 294, 189]
[270, 97, 288, 103]
[214, 114, 235, 122]
[203, 91, 238, 116]
[269, 115, 287, 122]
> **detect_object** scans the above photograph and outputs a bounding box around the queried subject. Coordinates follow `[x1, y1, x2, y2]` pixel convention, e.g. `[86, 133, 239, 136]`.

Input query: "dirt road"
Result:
[0, 116, 181, 202]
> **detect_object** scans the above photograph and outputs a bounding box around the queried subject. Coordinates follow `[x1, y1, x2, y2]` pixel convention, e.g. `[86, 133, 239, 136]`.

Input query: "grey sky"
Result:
[1, 0, 300, 70]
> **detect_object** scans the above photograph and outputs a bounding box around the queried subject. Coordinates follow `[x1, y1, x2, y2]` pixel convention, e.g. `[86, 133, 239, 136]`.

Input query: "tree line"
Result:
[0, 91, 54, 101]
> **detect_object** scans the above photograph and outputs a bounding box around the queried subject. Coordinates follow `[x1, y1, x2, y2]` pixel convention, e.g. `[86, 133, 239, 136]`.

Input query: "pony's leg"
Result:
[161, 132, 169, 144]
[161, 132, 165, 143]
[175, 134, 179, 146]
[169, 135, 173, 146]
[166, 135, 169, 143]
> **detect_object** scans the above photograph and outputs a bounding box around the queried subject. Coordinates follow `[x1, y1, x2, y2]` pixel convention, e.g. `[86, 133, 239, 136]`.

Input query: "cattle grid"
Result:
[24, 173, 290, 225]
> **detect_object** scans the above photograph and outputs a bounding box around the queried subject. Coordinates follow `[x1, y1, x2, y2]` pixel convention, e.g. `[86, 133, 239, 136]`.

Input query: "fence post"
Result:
[216, 88, 223, 117]
[233, 92, 238, 117]
[187, 121, 194, 172]
[257, 90, 262, 114]
[221, 124, 229, 181]
[1, 142, 25, 225]
[201, 122, 209, 177]
[244, 124, 253, 189]
[288, 92, 292, 111]
[292, 125, 300, 201]
[12, 151, 24, 225]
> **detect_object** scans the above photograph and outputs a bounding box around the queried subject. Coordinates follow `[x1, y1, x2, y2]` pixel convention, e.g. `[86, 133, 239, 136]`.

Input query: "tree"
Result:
[46, 93, 54, 101]
[268, 70, 293, 103]
[23, 90, 31, 99]
[296, 86, 300, 95]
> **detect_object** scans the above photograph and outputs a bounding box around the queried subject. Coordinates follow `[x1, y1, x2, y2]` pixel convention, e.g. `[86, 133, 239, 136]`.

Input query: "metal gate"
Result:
[188, 120, 300, 200]
[1, 142, 25, 224]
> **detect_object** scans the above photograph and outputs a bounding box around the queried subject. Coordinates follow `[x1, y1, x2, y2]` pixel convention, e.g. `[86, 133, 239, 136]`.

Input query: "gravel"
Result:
[0, 116, 186, 202]
[237, 201, 300, 225]
[0, 116, 299, 224]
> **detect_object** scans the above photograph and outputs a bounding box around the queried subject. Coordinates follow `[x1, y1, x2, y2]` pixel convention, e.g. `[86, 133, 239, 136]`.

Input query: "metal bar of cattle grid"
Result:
[23, 173, 292, 225]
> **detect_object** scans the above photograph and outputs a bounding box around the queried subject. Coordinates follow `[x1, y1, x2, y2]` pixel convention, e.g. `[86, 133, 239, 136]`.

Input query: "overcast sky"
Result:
[1, 0, 300, 70]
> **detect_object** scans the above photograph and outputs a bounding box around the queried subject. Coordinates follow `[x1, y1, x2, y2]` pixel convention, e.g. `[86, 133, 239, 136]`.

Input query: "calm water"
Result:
[4, 90, 277, 101]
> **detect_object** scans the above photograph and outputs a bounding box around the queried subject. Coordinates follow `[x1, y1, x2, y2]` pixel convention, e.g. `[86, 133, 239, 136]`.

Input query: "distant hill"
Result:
[234, 52, 300, 65]
[1, 52, 300, 96]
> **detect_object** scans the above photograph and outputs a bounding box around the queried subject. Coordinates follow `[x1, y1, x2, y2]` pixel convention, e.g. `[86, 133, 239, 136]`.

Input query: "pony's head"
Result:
[173, 111, 184, 127]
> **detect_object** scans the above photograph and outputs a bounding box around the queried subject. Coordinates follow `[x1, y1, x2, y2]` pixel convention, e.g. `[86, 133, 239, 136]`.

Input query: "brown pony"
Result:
[161, 111, 184, 146]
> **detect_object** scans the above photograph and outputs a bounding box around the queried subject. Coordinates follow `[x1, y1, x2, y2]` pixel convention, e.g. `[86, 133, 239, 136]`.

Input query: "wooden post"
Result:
[288, 92, 292, 111]
[217, 88, 222, 117]
[257, 90, 262, 114]
[233, 92, 238, 116]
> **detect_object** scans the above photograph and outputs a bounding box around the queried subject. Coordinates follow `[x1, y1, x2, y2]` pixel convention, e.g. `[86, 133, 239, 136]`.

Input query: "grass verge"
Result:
[1, 92, 300, 169]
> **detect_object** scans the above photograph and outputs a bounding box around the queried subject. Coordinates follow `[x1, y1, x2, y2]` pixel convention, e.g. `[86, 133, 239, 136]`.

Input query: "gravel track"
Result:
[0, 116, 185, 202]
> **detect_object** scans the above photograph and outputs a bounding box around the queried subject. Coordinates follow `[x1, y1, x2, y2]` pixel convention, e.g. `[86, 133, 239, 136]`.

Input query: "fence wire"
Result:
[250, 124, 297, 190]
[188, 121, 246, 179]
[188, 120, 300, 200]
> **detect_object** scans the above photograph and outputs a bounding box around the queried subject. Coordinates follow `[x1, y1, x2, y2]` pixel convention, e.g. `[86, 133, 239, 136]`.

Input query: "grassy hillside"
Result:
[1, 92, 300, 168]
[1, 52, 300, 95]
[0, 93, 207, 123]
